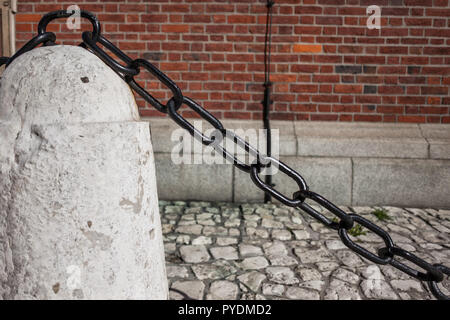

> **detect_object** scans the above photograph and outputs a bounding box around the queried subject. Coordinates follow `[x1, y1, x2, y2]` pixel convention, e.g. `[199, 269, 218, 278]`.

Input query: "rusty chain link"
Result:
[2, 10, 449, 300]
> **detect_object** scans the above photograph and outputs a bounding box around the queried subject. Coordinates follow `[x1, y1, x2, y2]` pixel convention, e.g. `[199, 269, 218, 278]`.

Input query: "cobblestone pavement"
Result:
[160, 201, 450, 300]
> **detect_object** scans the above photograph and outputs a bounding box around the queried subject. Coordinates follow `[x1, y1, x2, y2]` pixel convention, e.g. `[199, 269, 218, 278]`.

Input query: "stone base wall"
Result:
[147, 118, 450, 208]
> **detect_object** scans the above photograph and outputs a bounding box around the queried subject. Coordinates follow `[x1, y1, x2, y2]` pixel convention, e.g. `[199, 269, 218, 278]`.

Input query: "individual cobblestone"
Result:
[286, 287, 320, 300]
[324, 279, 362, 300]
[191, 261, 236, 280]
[179, 245, 210, 263]
[239, 244, 263, 257]
[240, 256, 270, 270]
[161, 201, 450, 300]
[238, 272, 267, 292]
[266, 267, 299, 285]
[207, 281, 239, 300]
[210, 246, 239, 260]
[170, 280, 205, 300]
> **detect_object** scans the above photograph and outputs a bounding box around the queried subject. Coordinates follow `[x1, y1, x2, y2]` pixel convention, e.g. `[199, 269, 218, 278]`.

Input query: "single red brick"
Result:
[334, 85, 363, 94]
[378, 106, 404, 114]
[162, 25, 189, 33]
[380, 47, 408, 54]
[160, 62, 189, 71]
[98, 14, 126, 23]
[118, 42, 146, 51]
[405, 18, 432, 26]
[296, 6, 323, 14]
[398, 96, 427, 104]
[162, 4, 190, 12]
[15, 24, 33, 32]
[339, 114, 353, 122]
[405, 0, 433, 5]
[424, 47, 450, 55]
[293, 44, 322, 53]
[315, 16, 342, 25]
[291, 104, 317, 112]
[16, 14, 42, 23]
[311, 114, 339, 121]
[227, 15, 255, 24]
[313, 75, 339, 83]
[354, 114, 383, 122]
[141, 14, 168, 23]
[312, 95, 340, 103]
[34, 4, 64, 12]
[223, 112, 251, 119]
[291, 84, 318, 93]
[332, 105, 361, 113]
[421, 87, 448, 95]
[181, 15, 210, 23]
[420, 107, 448, 114]
[378, 86, 405, 94]
[398, 115, 426, 123]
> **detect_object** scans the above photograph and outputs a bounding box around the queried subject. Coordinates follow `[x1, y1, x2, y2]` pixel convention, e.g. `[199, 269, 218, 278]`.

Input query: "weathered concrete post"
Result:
[0, 46, 167, 299]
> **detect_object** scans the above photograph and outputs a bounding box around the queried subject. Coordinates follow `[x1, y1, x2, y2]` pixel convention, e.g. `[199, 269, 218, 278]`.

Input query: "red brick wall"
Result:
[15, 0, 450, 123]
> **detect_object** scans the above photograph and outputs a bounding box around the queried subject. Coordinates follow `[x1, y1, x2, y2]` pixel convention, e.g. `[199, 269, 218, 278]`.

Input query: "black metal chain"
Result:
[2, 10, 449, 300]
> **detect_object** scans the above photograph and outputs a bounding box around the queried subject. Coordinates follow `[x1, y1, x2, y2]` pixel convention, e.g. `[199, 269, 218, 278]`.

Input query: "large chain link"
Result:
[2, 10, 449, 300]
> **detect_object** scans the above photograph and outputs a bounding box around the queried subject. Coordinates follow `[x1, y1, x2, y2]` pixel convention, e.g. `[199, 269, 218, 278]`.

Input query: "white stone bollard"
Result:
[0, 46, 167, 299]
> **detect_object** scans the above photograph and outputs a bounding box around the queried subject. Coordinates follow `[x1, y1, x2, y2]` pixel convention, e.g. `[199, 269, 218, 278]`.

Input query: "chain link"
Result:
[339, 214, 394, 265]
[5, 32, 56, 67]
[428, 264, 450, 300]
[4, 10, 449, 300]
[82, 32, 138, 77]
[0, 57, 8, 67]
[167, 96, 223, 146]
[38, 10, 101, 44]
[127, 59, 183, 113]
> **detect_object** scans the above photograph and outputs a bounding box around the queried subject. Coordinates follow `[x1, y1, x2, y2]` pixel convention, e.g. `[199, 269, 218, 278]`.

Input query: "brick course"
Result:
[15, 0, 450, 123]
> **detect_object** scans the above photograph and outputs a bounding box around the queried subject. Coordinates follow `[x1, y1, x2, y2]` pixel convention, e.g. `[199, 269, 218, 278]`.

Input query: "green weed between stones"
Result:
[371, 208, 391, 222]
[348, 224, 367, 237]
[332, 218, 367, 237]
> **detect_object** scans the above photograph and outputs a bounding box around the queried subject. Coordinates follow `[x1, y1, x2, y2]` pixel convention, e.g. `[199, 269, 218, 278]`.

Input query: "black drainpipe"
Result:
[263, 0, 274, 203]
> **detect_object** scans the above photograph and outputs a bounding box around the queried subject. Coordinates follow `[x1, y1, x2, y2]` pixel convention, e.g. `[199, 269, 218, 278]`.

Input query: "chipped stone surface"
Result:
[0, 46, 166, 300]
[266, 267, 299, 285]
[286, 287, 320, 300]
[238, 272, 266, 292]
[217, 237, 239, 246]
[162, 201, 450, 300]
[207, 281, 238, 300]
[297, 268, 323, 281]
[192, 236, 213, 245]
[326, 240, 347, 250]
[171, 280, 205, 300]
[390, 280, 424, 292]
[210, 246, 239, 260]
[240, 257, 270, 270]
[272, 229, 292, 240]
[324, 279, 362, 300]
[295, 248, 334, 264]
[166, 266, 190, 279]
[293, 230, 310, 240]
[180, 245, 210, 263]
[262, 283, 285, 296]
[332, 268, 360, 285]
[192, 261, 236, 280]
[239, 244, 263, 257]
[361, 280, 399, 300]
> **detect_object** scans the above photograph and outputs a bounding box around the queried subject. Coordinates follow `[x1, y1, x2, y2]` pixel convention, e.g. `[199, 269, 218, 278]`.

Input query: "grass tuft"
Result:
[332, 217, 367, 237]
[348, 224, 367, 237]
[371, 208, 391, 222]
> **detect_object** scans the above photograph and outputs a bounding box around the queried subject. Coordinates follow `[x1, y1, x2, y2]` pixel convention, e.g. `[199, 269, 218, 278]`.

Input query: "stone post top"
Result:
[0, 45, 139, 126]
